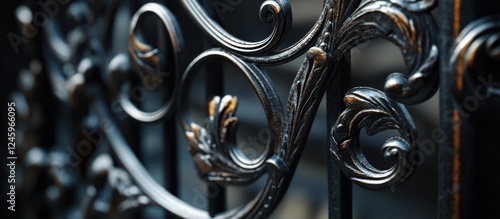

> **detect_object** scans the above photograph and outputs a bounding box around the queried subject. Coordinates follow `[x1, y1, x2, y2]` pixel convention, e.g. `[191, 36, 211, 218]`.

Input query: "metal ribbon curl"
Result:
[178, 49, 285, 184]
[108, 3, 183, 122]
[180, 0, 340, 65]
[333, 0, 439, 104]
[331, 87, 418, 190]
[180, 0, 292, 55]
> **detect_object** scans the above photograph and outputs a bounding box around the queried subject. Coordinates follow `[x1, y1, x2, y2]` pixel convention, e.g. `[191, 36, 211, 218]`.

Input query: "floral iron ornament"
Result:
[174, 0, 438, 218]
[30, 0, 439, 218]
[331, 87, 418, 190]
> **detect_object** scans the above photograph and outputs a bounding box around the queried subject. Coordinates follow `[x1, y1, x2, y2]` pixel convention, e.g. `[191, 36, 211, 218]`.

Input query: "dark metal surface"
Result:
[4, 0, 499, 218]
[439, 0, 500, 217]
[331, 87, 418, 190]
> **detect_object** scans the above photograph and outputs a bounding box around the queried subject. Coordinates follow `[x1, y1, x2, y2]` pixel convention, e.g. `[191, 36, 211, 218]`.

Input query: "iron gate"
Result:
[1, 0, 500, 218]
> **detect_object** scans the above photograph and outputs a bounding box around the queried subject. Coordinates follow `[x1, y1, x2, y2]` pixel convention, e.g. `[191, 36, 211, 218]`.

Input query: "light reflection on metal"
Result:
[179, 49, 284, 184]
[331, 87, 418, 190]
[112, 3, 183, 122]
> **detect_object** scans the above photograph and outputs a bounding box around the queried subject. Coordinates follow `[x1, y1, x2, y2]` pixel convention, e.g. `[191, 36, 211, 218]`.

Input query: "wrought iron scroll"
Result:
[14, 0, 440, 218]
[331, 87, 418, 190]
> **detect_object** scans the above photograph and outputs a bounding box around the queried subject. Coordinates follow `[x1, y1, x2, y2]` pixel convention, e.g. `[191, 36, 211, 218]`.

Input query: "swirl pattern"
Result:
[109, 3, 184, 122]
[331, 87, 418, 190]
[179, 49, 284, 184]
[18, 0, 440, 218]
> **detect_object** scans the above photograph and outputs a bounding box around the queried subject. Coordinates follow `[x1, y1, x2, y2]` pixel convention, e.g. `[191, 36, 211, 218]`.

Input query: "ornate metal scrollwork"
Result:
[16, 0, 440, 218]
[179, 49, 284, 184]
[331, 87, 418, 190]
[180, 0, 292, 55]
[333, 0, 439, 104]
[109, 3, 184, 122]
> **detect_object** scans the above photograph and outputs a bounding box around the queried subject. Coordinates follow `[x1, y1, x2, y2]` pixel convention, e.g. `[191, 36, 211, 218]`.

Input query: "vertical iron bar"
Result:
[160, 0, 178, 193]
[162, 86, 179, 218]
[327, 58, 352, 219]
[205, 57, 226, 216]
[203, 0, 226, 216]
[158, 4, 179, 217]
[438, 0, 459, 217]
[205, 62, 226, 216]
[137, 2, 182, 216]
[204, 40, 226, 218]
[439, 0, 500, 218]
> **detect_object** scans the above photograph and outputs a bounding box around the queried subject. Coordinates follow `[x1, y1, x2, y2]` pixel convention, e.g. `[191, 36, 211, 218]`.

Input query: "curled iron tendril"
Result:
[108, 3, 183, 122]
[331, 87, 418, 190]
[179, 49, 284, 185]
[333, 0, 439, 104]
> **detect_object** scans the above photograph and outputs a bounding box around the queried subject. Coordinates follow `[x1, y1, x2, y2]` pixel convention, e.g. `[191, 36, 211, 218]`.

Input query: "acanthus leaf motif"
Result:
[186, 95, 266, 184]
[331, 87, 418, 190]
[333, 0, 439, 104]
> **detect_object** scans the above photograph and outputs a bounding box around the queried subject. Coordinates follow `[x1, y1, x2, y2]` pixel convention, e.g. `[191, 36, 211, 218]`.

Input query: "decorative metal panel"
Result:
[2, 0, 499, 218]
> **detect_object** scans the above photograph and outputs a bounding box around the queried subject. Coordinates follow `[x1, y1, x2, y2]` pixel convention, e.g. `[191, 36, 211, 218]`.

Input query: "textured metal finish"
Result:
[11, 0, 441, 218]
[331, 87, 418, 190]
